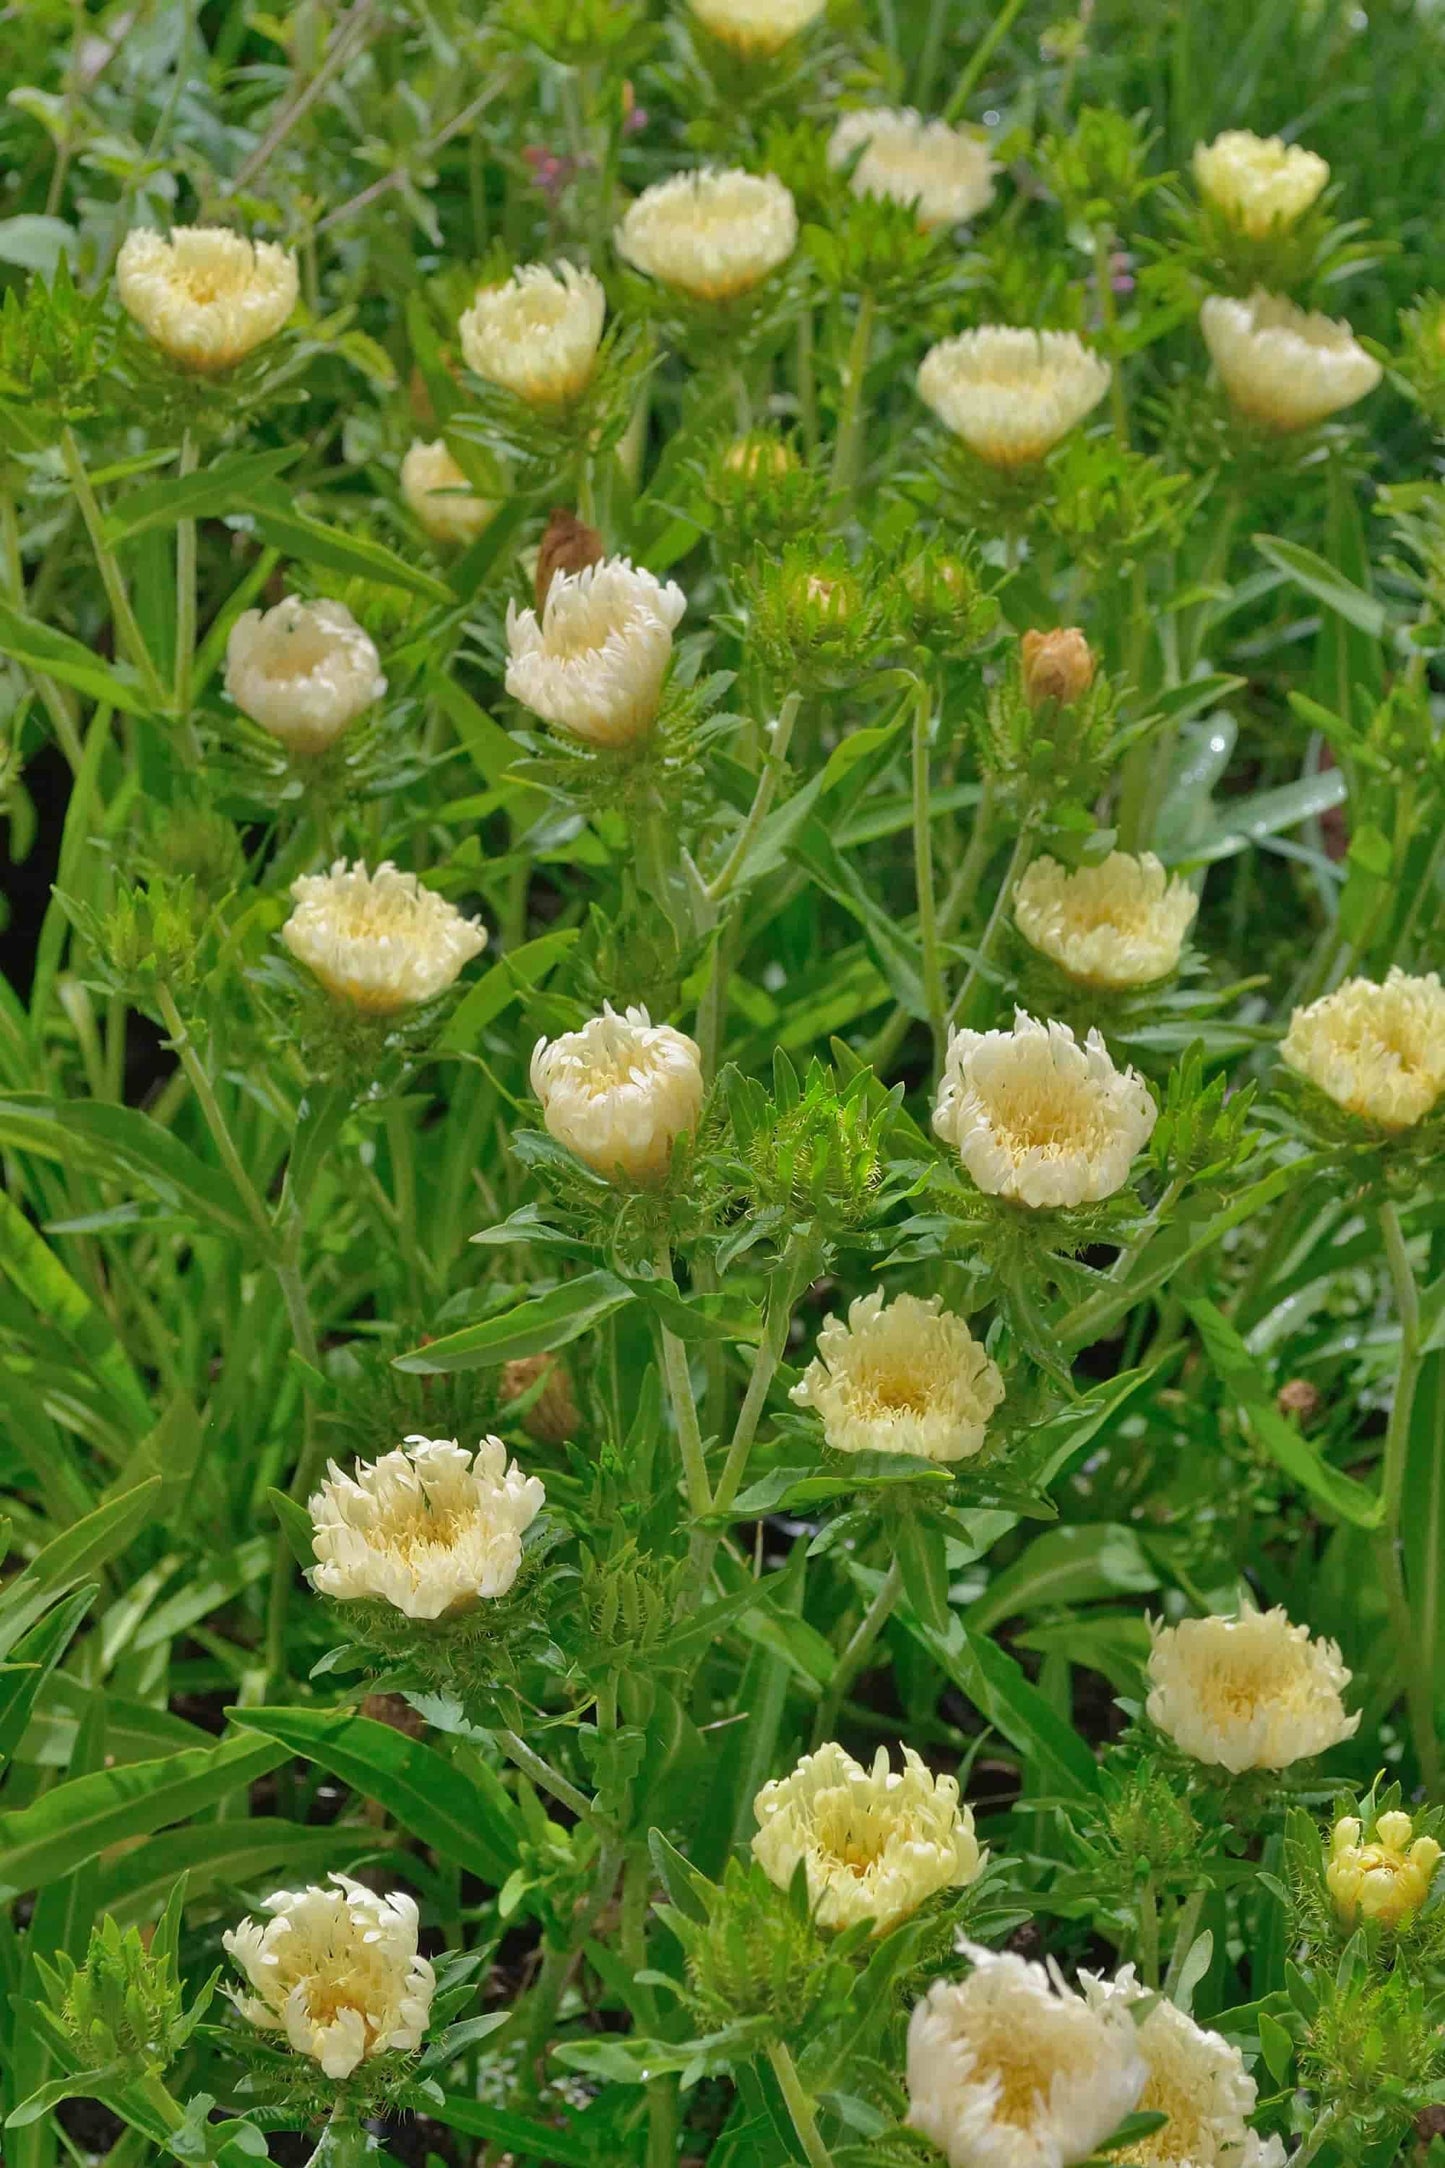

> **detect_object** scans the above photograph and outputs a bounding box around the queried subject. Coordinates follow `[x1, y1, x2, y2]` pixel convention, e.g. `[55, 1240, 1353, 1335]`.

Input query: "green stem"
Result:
[766, 2041, 834, 2168]
[155, 984, 275, 1255]
[707, 690, 802, 906]
[948, 820, 1036, 1027]
[689, 1248, 804, 1597]
[60, 426, 168, 711]
[305, 2105, 371, 2168]
[656, 1242, 713, 1518]
[173, 427, 199, 737]
[1289, 2103, 1343, 2168]
[944, 0, 1028, 118]
[911, 676, 946, 1076]
[497, 1726, 606, 1829]
[811, 1556, 904, 1747]
[831, 289, 876, 497]
[1136, 1875, 1159, 1988]
[1161, 1887, 1206, 2001]
[1376, 1198, 1438, 1791]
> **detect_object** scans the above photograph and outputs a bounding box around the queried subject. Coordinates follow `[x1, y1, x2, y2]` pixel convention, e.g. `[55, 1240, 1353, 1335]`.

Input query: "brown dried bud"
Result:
[1277, 1378, 1323, 1423]
[360, 1692, 427, 1739]
[1021, 627, 1095, 710]
[534, 507, 605, 612]
[501, 1352, 580, 1444]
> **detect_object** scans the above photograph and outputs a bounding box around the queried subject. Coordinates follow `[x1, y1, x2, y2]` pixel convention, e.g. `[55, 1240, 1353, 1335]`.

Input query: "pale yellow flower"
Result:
[505, 557, 686, 747]
[790, 1290, 1004, 1463]
[1146, 1607, 1359, 1774]
[400, 439, 495, 546]
[1327, 1810, 1442, 1929]
[281, 860, 486, 1014]
[829, 108, 995, 230]
[689, 0, 826, 55]
[917, 327, 1111, 466]
[531, 1003, 704, 1182]
[116, 224, 297, 374]
[224, 1876, 434, 2078]
[1193, 130, 1329, 238]
[1200, 290, 1381, 431]
[933, 1010, 1156, 1210]
[1280, 968, 1445, 1130]
[907, 1943, 1146, 2168]
[616, 168, 798, 301]
[459, 261, 605, 407]
[225, 597, 385, 755]
[1080, 1966, 1286, 2168]
[753, 1743, 984, 1935]
[1014, 852, 1198, 990]
[308, 1434, 545, 1620]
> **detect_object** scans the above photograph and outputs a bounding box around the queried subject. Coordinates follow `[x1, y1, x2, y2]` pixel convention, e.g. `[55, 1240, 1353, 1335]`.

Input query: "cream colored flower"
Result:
[1146, 1608, 1359, 1774]
[752, 1743, 984, 1935]
[933, 1010, 1156, 1210]
[1014, 852, 1199, 990]
[790, 1290, 1004, 1463]
[223, 1875, 435, 2079]
[116, 224, 298, 374]
[1280, 968, 1445, 1130]
[617, 168, 798, 301]
[531, 1003, 704, 1183]
[307, 1434, 544, 1620]
[400, 439, 495, 546]
[1200, 291, 1381, 431]
[505, 556, 686, 748]
[225, 597, 385, 755]
[1080, 1966, 1286, 2168]
[917, 328, 1111, 466]
[689, 0, 826, 55]
[829, 108, 995, 230]
[281, 860, 486, 1014]
[907, 1943, 1146, 2168]
[1193, 130, 1329, 238]
[1327, 1810, 1442, 1930]
[459, 261, 605, 407]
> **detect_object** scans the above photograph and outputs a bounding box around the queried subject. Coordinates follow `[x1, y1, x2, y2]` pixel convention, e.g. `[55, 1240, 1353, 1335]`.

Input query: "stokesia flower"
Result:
[1280, 968, 1445, 1130]
[616, 167, 798, 301]
[790, 1289, 1004, 1463]
[307, 1434, 545, 1619]
[224, 1875, 435, 2079]
[933, 1010, 1156, 1210]
[459, 261, 605, 407]
[1014, 852, 1199, 990]
[281, 860, 486, 1014]
[400, 439, 495, 546]
[115, 224, 298, 373]
[917, 328, 1111, 467]
[1327, 1810, 1443, 1930]
[1080, 1966, 1286, 2168]
[907, 1943, 1146, 2168]
[1193, 129, 1329, 238]
[1200, 290, 1381, 431]
[225, 597, 385, 754]
[1146, 1607, 1359, 1774]
[689, 0, 826, 55]
[531, 1003, 704, 1182]
[505, 556, 686, 747]
[828, 108, 995, 230]
[752, 1743, 984, 1935]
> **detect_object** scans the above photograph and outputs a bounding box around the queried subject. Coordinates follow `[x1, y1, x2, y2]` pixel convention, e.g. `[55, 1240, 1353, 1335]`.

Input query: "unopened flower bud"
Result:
[534, 506, 606, 612]
[500, 1353, 581, 1443]
[225, 597, 385, 755]
[1277, 1378, 1323, 1422]
[115, 224, 297, 374]
[401, 439, 495, 547]
[723, 433, 798, 482]
[1021, 627, 1095, 709]
[1327, 1809, 1442, 1929]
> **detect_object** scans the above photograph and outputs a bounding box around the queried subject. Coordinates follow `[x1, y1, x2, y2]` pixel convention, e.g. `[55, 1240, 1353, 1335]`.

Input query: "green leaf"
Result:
[0, 597, 151, 714]
[393, 1272, 634, 1374]
[1185, 1298, 1385, 1528]
[103, 448, 305, 542]
[0, 1188, 153, 1434]
[92, 1818, 390, 1925]
[1254, 534, 1388, 639]
[966, 1524, 1159, 1635]
[230, 1707, 521, 1886]
[244, 490, 453, 603]
[1257, 2008, 1295, 2085]
[439, 929, 580, 1053]
[894, 1514, 952, 1635]
[903, 1609, 1101, 1799]
[0, 1732, 287, 1897]
[431, 2096, 600, 2165]
[268, 1487, 318, 1570]
[0, 1585, 94, 1765]
[0, 1478, 161, 1659]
